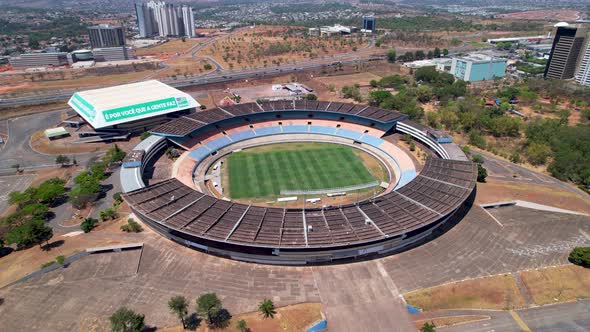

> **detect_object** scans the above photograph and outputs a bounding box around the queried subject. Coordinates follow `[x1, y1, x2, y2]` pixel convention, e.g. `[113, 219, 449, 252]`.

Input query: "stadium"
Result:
[120, 100, 477, 264]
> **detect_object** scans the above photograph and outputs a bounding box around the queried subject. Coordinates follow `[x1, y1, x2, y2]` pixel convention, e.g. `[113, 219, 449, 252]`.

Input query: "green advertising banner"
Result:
[71, 93, 96, 120]
[102, 96, 189, 123]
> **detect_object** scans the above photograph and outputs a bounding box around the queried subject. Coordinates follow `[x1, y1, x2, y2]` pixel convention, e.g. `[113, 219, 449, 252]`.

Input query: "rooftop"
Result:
[454, 53, 506, 64]
[67, 80, 200, 129]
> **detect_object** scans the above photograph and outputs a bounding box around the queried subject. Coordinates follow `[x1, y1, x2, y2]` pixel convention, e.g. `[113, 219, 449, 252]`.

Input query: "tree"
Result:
[55, 155, 70, 166]
[525, 142, 551, 166]
[4, 219, 53, 250]
[477, 164, 488, 183]
[368, 90, 393, 106]
[34, 178, 66, 205]
[236, 319, 248, 332]
[109, 307, 145, 332]
[442, 48, 449, 56]
[204, 63, 213, 70]
[197, 293, 222, 325]
[568, 247, 590, 268]
[386, 49, 396, 62]
[80, 217, 98, 233]
[258, 298, 276, 319]
[421, 322, 436, 332]
[305, 93, 318, 100]
[415, 85, 434, 103]
[168, 296, 189, 329]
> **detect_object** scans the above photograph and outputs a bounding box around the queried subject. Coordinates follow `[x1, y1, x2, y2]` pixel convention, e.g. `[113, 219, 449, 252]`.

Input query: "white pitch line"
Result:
[479, 205, 504, 227]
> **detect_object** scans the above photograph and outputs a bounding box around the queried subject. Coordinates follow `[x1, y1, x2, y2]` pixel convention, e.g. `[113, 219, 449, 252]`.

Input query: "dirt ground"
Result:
[312, 72, 382, 92]
[497, 9, 581, 21]
[520, 265, 590, 305]
[158, 303, 322, 332]
[134, 39, 203, 57]
[201, 25, 365, 70]
[0, 216, 142, 287]
[404, 274, 527, 311]
[475, 180, 590, 215]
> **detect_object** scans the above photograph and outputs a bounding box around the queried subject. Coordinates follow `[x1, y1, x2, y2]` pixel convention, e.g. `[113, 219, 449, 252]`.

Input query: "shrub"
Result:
[139, 132, 151, 140]
[41, 260, 56, 269]
[477, 164, 488, 183]
[468, 130, 486, 149]
[471, 154, 484, 164]
[113, 192, 123, 203]
[568, 247, 590, 268]
[99, 208, 117, 221]
[56, 255, 65, 265]
[81, 217, 98, 233]
[121, 218, 143, 233]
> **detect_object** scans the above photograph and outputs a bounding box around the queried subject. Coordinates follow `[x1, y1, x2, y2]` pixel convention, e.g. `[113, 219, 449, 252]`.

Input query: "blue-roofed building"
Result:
[450, 54, 507, 82]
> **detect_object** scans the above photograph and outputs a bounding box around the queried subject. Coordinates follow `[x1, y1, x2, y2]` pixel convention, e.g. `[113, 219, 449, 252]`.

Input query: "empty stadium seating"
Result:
[150, 100, 406, 137]
[123, 157, 476, 250]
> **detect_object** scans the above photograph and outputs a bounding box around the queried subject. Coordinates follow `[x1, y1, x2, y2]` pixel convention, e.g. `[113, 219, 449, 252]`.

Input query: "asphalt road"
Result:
[434, 300, 590, 332]
[473, 150, 589, 201]
[0, 110, 101, 170]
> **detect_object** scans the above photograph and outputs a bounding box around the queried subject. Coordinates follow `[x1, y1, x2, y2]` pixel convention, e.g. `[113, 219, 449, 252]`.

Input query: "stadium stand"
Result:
[123, 101, 476, 264]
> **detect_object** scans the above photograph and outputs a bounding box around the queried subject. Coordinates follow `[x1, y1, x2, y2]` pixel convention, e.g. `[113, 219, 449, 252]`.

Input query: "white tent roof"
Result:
[67, 80, 199, 129]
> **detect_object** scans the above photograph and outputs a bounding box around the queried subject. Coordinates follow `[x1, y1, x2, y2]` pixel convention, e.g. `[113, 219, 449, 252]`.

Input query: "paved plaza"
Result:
[1, 204, 589, 331]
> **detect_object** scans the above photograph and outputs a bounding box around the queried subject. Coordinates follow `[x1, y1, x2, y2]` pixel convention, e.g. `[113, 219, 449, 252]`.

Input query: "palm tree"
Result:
[168, 296, 188, 328]
[236, 319, 248, 332]
[258, 298, 276, 319]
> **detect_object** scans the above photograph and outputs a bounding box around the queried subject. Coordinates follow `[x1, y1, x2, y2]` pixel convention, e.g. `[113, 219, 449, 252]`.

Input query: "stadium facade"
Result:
[121, 100, 476, 265]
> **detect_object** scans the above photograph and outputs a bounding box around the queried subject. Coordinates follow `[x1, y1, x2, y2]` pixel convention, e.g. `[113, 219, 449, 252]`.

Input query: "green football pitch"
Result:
[225, 142, 379, 199]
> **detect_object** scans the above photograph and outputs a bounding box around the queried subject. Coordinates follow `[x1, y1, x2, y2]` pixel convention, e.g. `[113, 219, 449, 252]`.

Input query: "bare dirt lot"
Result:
[497, 9, 581, 21]
[134, 39, 203, 57]
[404, 274, 527, 311]
[201, 25, 366, 70]
[520, 265, 590, 305]
[476, 179, 590, 215]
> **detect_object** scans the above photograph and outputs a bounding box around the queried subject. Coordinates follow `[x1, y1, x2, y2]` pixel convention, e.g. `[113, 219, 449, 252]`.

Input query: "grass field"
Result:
[226, 143, 379, 199]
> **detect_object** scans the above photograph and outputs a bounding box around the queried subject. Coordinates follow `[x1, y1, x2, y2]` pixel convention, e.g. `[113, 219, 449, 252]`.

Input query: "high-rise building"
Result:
[88, 24, 126, 49]
[181, 5, 195, 38]
[135, 3, 158, 38]
[544, 24, 587, 80]
[362, 16, 376, 32]
[135, 1, 195, 38]
[575, 38, 590, 87]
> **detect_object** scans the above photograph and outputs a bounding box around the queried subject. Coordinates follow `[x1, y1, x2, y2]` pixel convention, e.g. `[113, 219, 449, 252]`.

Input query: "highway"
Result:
[0, 49, 386, 108]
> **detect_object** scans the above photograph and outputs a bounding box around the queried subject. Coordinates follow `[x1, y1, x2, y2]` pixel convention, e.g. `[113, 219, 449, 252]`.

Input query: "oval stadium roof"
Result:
[67, 80, 200, 129]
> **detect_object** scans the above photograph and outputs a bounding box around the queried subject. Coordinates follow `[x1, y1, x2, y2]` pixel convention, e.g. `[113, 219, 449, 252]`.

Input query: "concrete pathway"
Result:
[312, 260, 415, 332]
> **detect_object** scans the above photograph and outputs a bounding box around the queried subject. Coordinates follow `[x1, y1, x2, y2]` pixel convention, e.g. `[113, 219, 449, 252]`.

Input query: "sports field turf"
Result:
[226, 143, 378, 199]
